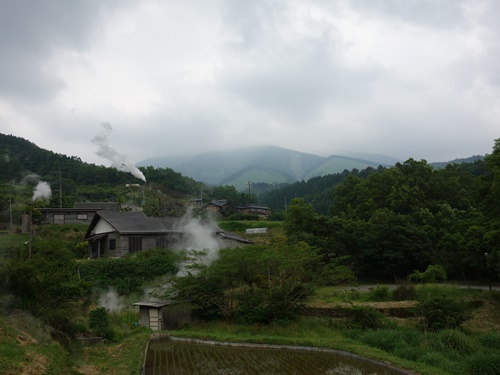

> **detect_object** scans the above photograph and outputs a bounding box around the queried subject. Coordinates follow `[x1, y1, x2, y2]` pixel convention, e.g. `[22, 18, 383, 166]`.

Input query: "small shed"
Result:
[133, 300, 193, 331]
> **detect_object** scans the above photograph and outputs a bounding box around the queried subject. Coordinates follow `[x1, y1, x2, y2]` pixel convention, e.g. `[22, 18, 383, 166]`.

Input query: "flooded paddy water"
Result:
[144, 337, 414, 375]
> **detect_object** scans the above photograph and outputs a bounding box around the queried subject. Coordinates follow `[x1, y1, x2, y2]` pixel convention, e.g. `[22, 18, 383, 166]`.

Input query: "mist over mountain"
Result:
[138, 146, 397, 190]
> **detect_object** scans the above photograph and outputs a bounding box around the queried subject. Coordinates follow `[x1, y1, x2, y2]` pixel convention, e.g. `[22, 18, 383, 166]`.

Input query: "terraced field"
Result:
[144, 338, 412, 375]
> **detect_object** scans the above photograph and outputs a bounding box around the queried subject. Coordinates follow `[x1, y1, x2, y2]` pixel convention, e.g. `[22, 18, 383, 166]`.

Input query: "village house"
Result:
[85, 210, 252, 258]
[202, 199, 228, 215]
[236, 204, 272, 218]
[37, 202, 119, 225]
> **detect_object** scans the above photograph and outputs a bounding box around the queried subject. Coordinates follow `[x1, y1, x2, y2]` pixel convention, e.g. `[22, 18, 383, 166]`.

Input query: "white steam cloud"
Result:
[173, 210, 226, 276]
[32, 181, 52, 201]
[98, 289, 125, 313]
[92, 122, 146, 182]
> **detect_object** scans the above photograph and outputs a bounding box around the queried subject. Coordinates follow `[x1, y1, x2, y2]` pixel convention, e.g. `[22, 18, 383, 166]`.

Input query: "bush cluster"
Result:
[78, 249, 179, 294]
[416, 294, 472, 331]
[88, 307, 116, 341]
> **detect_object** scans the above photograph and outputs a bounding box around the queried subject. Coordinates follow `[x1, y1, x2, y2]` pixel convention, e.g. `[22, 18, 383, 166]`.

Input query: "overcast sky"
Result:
[1, 0, 499, 168]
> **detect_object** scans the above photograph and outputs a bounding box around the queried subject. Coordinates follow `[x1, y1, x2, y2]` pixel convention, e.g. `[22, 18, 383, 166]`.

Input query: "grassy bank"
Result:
[0, 313, 76, 374]
[168, 316, 500, 374]
[165, 286, 500, 375]
[2, 284, 499, 374]
[0, 310, 150, 375]
[73, 329, 150, 375]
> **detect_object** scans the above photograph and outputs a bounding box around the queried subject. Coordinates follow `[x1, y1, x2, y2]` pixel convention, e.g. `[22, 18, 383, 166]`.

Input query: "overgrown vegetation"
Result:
[78, 249, 180, 294]
[1, 135, 500, 374]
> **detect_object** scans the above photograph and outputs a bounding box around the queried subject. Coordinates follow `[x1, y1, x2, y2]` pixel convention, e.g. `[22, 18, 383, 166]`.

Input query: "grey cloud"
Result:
[349, 0, 467, 28]
[221, 0, 279, 49]
[0, 0, 131, 101]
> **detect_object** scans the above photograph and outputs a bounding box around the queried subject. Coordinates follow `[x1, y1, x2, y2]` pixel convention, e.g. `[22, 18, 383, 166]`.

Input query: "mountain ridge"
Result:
[137, 145, 397, 190]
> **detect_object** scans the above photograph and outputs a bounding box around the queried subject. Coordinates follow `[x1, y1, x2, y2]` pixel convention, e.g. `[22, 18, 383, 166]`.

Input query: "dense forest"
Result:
[1, 131, 499, 283]
[0, 134, 217, 222]
[169, 140, 500, 328]
[1, 133, 500, 374]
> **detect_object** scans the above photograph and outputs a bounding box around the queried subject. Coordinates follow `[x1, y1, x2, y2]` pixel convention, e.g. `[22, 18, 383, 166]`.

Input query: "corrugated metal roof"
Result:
[133, 300, 186, 308]
[74, 202, 119, 210]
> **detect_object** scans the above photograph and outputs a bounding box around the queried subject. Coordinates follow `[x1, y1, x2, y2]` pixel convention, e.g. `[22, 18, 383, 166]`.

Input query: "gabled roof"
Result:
[74, 202, 118, 210]
[203, 199, 227, 208]
[37, 202, 119, 213]
[85, 211, 180, 237]
[133, 300, 186, 308]
[85, 211, 253, 244]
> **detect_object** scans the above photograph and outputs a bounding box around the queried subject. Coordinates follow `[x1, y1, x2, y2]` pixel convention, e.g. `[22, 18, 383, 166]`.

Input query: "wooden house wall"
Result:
[41, 211, 97, 225]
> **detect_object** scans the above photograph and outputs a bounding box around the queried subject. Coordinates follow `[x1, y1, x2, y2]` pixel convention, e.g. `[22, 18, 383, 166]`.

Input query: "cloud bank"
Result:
[0, 0, 499, 165]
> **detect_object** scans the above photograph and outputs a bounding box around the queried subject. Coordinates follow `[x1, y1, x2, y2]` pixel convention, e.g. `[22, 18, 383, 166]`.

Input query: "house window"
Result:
[109, 239, 116, 250]
[77, 213, 88, 220]
[53, 214, 65, 224]
[129, 237, 142, 253]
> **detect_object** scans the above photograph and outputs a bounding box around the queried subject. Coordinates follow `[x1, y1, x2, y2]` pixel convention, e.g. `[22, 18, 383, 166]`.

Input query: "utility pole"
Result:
[9, 196, 13, 229]
[58, 168, 62, 208]
[28, 210, 32, 259]
[50, 168, 62, 208]
[248, 181, 251, 202]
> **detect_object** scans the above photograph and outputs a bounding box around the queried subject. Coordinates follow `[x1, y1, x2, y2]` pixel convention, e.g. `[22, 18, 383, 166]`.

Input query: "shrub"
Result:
[233, 291, 299, 325]
[346, 289, 361, 301]
[317, 264, 357, 286]
[416, 295, 471, 331]
[346, 306, 387, 330]
[409, 264, 447, 283]
[369, 285, 392, 301]
[88, 307, 116, 341]
[393, 283, 417, 301]
[78, 249, 180, 295]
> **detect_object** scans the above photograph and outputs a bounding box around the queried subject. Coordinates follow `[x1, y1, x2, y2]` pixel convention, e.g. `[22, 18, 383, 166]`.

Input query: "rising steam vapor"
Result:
[173, 209, 226, 276]
[32, 181, 52, 201]
[98, 288, 125, 312]
[92, 122, 146, 182]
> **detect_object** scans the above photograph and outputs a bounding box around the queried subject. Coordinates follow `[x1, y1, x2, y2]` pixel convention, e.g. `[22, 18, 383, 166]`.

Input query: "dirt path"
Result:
[338, 283, 500, 292]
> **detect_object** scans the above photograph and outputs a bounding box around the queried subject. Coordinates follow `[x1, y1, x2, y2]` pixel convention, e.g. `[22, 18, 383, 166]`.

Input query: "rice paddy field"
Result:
[144, 338, 412, 375]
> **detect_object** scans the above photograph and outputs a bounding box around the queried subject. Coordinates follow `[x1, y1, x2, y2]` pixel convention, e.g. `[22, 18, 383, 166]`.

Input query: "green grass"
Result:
[72, 329, 150, 375]
[416, 284, 485, 300]
[0, 314, 76, 375]
[170, 319, 446, 375]
[0, 232, 29, 258]
[308, 284, 488, 305]
[169, 316, 500, 375]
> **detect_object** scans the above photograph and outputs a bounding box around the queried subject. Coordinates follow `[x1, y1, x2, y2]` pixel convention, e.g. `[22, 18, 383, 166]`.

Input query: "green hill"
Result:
[139, 146, 394, 189]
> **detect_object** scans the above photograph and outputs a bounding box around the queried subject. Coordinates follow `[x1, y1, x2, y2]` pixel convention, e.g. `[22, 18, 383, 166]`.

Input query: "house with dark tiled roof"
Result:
[236, 204, 272, 218]
[202, 199, 228, 215]
[37, 202, 119, 225]
[85, 211, 252, 258]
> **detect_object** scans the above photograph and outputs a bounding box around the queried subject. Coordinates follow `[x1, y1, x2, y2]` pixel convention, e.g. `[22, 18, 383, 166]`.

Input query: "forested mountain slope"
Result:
[0, 133, 202, 224]
[261, 158, 490, 215]
[138, 145, 392, 189]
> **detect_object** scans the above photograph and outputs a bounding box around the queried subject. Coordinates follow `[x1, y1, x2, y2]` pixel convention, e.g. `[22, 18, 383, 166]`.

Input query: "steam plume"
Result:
[92, 122, 146, 182]
[174, 209, 225, 276]
[32, 181, 51, 201]
[98, 289, 125, 313]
